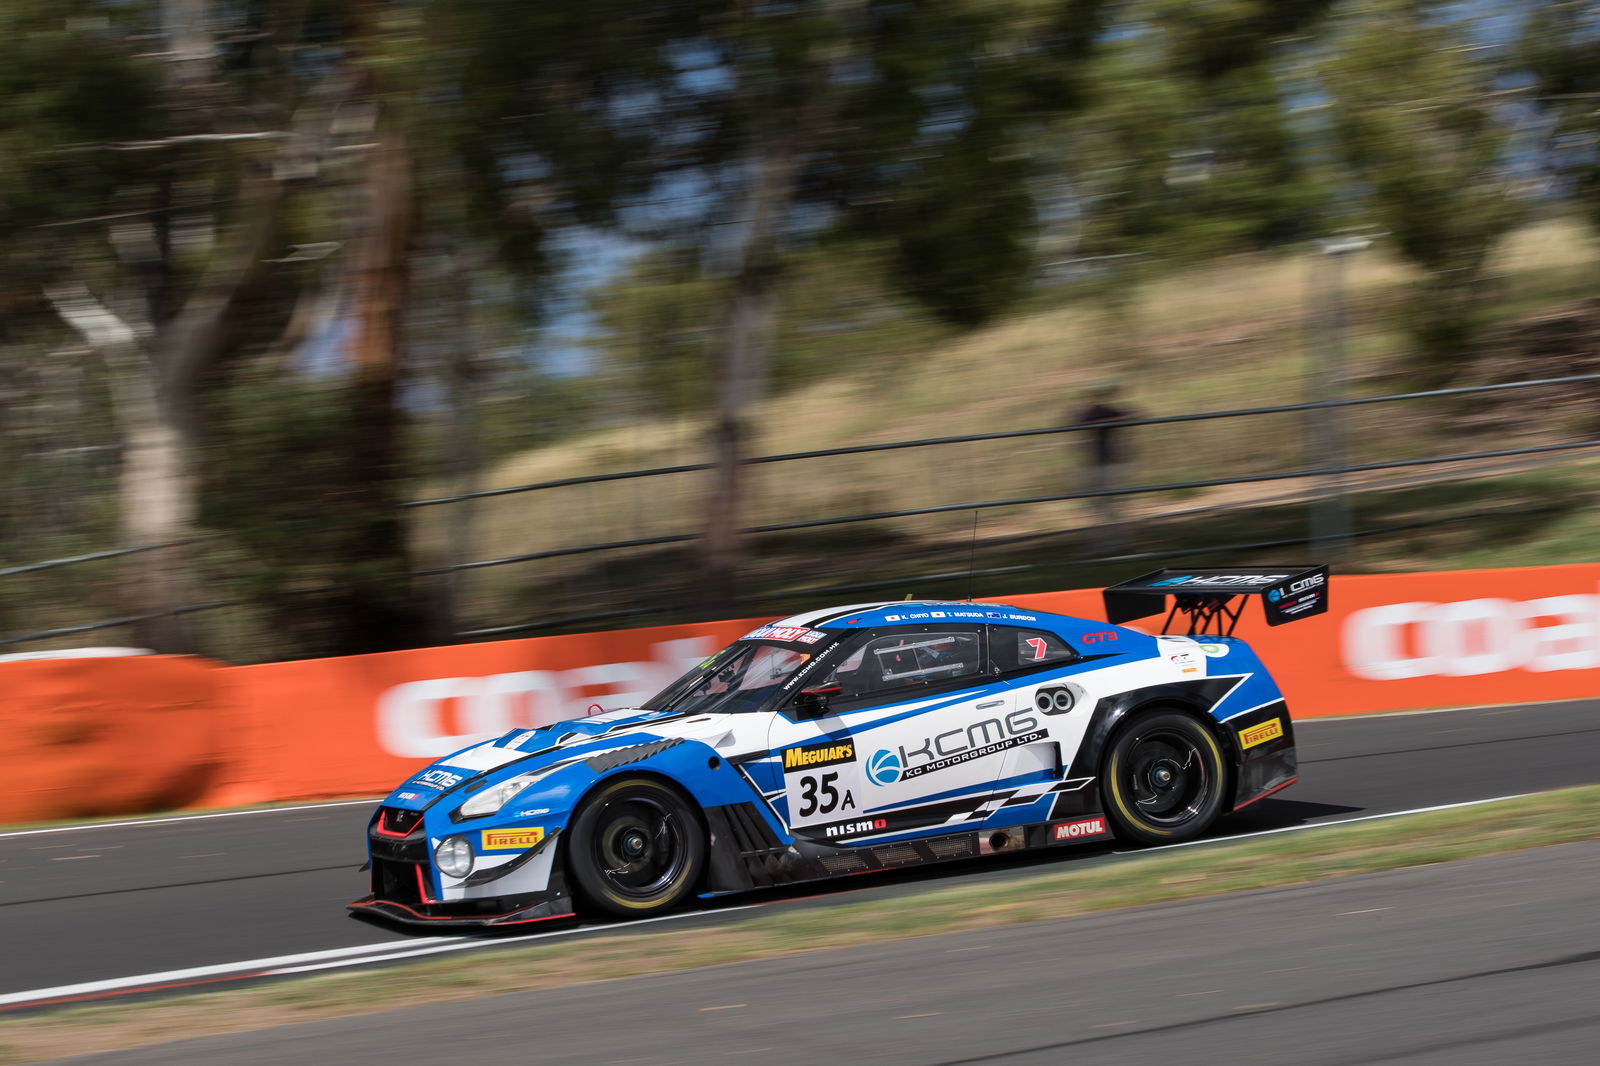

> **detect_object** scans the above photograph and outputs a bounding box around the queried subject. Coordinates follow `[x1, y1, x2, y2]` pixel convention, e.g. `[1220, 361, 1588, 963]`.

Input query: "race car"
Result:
[350, 565, 1326, 927]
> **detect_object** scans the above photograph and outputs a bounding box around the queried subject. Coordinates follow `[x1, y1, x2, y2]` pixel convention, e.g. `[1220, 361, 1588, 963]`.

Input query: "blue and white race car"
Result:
[350, 566, 1326, 926]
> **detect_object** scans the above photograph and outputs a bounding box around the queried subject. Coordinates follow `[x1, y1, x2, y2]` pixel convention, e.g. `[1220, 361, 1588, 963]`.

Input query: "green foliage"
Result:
[0, 4, 161, 295]
[202, 369, 420, 659]
[1320, 0, 1525, 374]
[590, 238, 958, 413]
[1521, 2, 1600, 234]
[1054, 1, 1334, 264]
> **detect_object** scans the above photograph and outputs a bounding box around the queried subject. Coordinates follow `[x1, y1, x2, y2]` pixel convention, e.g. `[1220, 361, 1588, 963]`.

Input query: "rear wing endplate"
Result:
[1102, 565, 1329, 636]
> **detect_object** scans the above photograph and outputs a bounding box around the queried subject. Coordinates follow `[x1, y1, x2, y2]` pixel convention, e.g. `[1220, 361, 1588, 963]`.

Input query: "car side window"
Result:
[992, 627, 1081, 674]
[811, 626, 987, 707]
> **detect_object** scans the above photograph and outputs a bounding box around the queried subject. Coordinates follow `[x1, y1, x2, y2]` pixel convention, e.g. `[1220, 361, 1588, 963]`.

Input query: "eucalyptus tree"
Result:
[572, 1, 1112, 610]
[1319, 0, 1525, 374]
[1522, 1, 1600, 234]
[0, 1, 324, 652]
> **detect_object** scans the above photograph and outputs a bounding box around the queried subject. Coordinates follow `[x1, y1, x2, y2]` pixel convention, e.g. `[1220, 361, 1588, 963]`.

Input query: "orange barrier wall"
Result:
[6, 563, 1600, 818]
[0, 656, 222, 823]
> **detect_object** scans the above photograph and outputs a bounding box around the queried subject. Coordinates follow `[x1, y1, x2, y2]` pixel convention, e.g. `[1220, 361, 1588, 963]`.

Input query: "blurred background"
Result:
[2, 0, 1599, 664]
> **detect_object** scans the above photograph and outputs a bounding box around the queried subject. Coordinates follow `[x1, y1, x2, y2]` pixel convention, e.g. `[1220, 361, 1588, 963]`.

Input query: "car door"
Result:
[980, 624, 1088, 824]
[769, 624, 1024, 839]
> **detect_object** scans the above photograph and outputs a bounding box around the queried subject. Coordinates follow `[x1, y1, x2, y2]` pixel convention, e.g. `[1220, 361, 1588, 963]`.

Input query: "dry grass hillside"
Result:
[416, 219, 1600, 632]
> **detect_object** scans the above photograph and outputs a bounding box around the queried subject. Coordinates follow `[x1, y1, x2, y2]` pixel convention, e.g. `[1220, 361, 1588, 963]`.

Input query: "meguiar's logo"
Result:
[783, 741, 855, 771]
[1239, 719, 1284, 749]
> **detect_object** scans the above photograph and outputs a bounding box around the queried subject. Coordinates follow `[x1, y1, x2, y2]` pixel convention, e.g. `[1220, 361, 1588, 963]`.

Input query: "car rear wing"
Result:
[1102, 565, 1329, 636]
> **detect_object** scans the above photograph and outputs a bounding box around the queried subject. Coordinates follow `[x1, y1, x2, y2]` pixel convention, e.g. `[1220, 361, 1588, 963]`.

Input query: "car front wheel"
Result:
[1101, 710, 1227, 845]
[567, 776, 705, 918]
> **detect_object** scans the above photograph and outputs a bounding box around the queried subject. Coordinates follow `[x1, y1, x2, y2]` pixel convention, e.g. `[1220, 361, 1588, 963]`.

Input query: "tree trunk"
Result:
[333, 106, 426, 653]
[699, 135, 800, 614]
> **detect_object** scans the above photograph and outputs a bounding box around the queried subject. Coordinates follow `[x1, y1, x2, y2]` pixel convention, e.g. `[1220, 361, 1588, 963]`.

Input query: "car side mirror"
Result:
[794, 684, 842, 720]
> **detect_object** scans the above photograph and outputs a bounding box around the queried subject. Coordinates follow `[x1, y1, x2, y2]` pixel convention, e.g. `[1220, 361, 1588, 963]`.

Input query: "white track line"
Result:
[0, 799, 382, 840]
[0, 905, 757, 1008]
[1123, 792, 1533, 854]
[0, 792, 1547, 1009]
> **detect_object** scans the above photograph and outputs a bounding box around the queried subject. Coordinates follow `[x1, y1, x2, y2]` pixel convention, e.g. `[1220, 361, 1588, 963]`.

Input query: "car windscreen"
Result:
[643, 639, 824, 715]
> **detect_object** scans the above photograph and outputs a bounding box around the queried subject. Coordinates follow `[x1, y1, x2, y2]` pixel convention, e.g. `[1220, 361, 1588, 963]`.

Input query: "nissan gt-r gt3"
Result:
[351, 566, 1326, 926]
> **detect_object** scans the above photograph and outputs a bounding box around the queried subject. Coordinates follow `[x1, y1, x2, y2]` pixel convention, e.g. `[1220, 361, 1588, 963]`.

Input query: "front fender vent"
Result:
[583, 736, 686, 772]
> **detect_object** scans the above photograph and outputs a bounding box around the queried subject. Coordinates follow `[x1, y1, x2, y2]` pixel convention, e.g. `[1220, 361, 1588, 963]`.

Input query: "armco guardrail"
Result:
[4, 564, 1599, 821]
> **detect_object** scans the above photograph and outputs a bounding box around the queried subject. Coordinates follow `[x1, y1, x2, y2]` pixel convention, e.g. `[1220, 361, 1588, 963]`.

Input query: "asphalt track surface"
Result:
[43, 840, 1600, 1066]
[2, 702, 1598, 1032]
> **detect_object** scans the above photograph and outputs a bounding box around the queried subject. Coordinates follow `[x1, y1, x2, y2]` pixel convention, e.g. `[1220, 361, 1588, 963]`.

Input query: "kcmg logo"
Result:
[866, 749, 903, 785]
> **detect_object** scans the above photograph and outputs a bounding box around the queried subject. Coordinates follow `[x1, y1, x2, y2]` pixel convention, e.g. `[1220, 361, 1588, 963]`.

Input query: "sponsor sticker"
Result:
[481, 828, 546, 850]
[1152, 573, 1291, 588]
[868, 709, 1045, 785]
[396, 791, 421, 801]
[1198, 643, 1229, 658]
[866, 749, 903, 785]
[1052, 817, 1108, 841]
[1169, 651, 1200, 674]
[745, 625, 827, 644]
[1239, 718, 1284, 749]
[412, 768, 464, 791]
[782, 739, 866, 827]
[872, 731, 1047, 783]
[782, 740, 856, 770]
[821, 816, 888, 838]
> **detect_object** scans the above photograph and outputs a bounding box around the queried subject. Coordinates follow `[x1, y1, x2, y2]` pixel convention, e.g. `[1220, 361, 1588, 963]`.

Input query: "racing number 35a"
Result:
[781, 741, 867, 827]
[796, 771, 848, 817]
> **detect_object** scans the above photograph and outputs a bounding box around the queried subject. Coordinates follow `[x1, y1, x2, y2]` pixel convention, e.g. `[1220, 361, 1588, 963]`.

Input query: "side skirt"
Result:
[700, 801, 1115, 896]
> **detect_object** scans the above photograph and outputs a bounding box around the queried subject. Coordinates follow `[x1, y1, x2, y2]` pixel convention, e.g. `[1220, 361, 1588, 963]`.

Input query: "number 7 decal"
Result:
[1024, 637, 1048, 661]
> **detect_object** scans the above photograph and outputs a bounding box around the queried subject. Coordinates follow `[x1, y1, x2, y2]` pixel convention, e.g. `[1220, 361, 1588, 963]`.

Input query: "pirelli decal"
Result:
[783, 740, 855, 771]
[1239, 718, 1284, 749]
[481, 828, 545, 850]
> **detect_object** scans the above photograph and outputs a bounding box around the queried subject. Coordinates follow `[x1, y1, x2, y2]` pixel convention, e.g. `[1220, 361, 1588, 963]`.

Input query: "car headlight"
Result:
[435, 835, 473, 878]
[457, 769, 551, 819]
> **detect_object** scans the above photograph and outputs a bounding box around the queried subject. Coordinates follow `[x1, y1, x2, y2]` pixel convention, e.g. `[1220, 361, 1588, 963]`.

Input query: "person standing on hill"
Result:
[1074, 380, 1138, 526]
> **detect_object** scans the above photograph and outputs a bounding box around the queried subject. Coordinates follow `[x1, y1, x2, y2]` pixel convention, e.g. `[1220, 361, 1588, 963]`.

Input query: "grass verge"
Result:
[4, 785, 1600, 1064]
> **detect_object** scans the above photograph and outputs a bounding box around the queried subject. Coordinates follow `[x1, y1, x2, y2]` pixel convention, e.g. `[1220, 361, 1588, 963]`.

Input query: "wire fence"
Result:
[4, 370, 1597, 651]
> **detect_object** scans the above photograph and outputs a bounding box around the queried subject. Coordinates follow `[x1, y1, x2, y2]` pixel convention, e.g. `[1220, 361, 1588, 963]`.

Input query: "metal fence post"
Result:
[1310, 236, 1370, 561]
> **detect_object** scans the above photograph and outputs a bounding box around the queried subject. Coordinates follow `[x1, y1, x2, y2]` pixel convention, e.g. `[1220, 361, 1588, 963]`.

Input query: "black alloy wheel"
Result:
[567, 776, 705, 918]
[1101, 710, 1227, 845]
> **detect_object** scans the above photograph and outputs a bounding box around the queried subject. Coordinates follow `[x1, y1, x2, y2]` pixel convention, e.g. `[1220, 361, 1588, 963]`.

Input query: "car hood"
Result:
[382, 706, 758, 810]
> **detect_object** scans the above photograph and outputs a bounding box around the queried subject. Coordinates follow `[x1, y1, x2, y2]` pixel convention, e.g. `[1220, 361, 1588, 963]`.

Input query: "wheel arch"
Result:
[1075, 688, 1231, 775]
[562, 768, 710, 917]
[565, 767, 709, 845]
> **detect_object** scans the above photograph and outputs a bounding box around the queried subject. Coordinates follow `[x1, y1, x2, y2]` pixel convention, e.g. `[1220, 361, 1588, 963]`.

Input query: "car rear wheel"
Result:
[567, 776, 705, 918]
[1101, 710, 1227, 845]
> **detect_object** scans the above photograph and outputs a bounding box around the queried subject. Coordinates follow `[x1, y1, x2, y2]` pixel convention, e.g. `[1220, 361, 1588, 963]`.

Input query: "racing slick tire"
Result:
[567, 776, 706, 918]
[1101, 710, 1227, 845]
